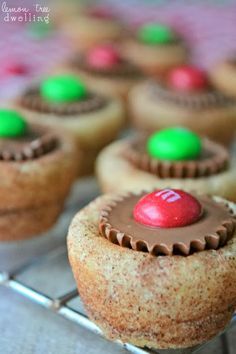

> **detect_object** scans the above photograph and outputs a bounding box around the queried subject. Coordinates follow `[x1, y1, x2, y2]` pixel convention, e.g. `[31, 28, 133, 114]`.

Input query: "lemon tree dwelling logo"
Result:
[2, 2, 50, 24]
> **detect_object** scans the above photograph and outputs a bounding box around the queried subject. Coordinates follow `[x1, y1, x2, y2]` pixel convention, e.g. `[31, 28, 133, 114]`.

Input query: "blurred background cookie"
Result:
[96, 127, 236, 200]
[121, 23, 188, 77]
[0, 108, 78, 240]
[54, 44, 145, 102]
[13, 75, 125, 176]
[61, 3, 125, 52]
[210, 56, 236, 98]
[129, 66, 236, 145]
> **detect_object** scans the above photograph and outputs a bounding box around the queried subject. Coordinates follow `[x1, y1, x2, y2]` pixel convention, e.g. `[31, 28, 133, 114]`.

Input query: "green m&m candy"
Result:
[26, 22, 53, 40]
[40, 75, 87, 102]
[138, 23, 174, 45]
[147, 127, 202, 161]
[0, 109, 27, 138]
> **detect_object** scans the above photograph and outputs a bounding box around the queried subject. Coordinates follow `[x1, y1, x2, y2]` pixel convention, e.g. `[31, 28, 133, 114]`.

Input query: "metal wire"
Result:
[0, 269, 153, 354]
[0, 245, 235, 354]
[220, 334, 230, 354]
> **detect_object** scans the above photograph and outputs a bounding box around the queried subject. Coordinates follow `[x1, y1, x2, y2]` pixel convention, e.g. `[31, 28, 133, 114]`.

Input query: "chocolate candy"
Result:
[26, 22, 52, 39]
[87, 45, 121, 69]
[0, 109, 27, 137]
[2, 62, 28, 76]
[87, 6, 115, 19]
[40, 75, 87, 102]
[138, 23, 174, 44]
[147, 127, 202, 161]
[168, 66, 208, 92]
[133, 189, 202, 228]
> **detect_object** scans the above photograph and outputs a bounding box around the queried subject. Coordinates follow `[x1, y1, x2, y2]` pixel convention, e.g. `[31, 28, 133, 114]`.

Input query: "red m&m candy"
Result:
[87, 45, 121, 69]
[0, 62, 28, 77]
[168, 66, 208, 92]
[133, 189, 202, 228]
[7, 63, 27, 75]
[87, 7, 115, 19]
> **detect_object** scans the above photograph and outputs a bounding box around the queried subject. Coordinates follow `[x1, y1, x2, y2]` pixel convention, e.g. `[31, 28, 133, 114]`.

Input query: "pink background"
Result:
[0, 1, 236, 98]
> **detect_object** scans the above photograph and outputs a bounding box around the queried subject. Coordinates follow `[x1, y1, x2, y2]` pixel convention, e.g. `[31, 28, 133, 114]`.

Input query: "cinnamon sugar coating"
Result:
[68, 194, 236, 349]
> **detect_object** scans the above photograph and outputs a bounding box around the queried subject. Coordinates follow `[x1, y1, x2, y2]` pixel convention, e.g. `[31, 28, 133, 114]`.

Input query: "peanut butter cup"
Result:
[124, 130, 229, 178]
[19, 87, 107, 116]
[99, 189, 236, 256]
[0, 126, 58, 161]
[148, 79, 235, 109]
[70, 48, 142, 78]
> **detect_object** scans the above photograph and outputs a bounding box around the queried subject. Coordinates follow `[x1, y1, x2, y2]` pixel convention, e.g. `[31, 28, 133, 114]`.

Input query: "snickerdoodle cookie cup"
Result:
[62, 5, 124, 52]
[0, 109, 78, 241]
[13, 75, 125, 176]
[210, 57, 236, 98]
[96, 129, 236, 201]
[121, 23, 188, 76]
[68, 189, 236, 349]
[129, 67, 236, 145]
[54, 45, 144, 101]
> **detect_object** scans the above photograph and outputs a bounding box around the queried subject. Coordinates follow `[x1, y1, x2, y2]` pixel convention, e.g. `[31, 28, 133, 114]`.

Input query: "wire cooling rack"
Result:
[0, 179, 235, 354]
